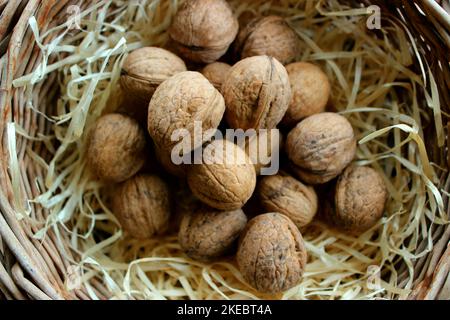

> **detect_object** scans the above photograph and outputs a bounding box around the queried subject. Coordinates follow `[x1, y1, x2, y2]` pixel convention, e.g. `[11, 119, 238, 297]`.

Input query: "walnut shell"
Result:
[282, 62, 331, 126]
[169, 0, 239, 63]
[258, 174, 318, 228]
[147, 71, 225, 153]
[112, 174, 171, 239]
[187, 139, 256, 210]
[201, 62, 231, 91]
[236, 212, 307, 294]
[328, 165, 387, 233]
[222, 55, 291, 130]
[120, 47, 187, 104]
[286, 112, 356, 184]
[178, 206, 247, 261]
[234, 15, 300, 65]
[87, 113, 147, 183]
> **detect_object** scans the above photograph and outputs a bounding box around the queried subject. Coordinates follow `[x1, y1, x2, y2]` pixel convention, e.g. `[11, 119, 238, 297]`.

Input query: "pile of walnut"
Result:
[86, 0, 388, 295]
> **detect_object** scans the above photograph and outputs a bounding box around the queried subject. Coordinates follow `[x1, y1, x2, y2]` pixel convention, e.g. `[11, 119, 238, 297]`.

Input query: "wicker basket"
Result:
[0, 0, 449, 300]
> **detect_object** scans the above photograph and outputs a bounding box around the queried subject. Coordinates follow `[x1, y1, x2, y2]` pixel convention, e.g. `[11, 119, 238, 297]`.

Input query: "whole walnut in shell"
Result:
[120, 47, 187, 104]
[286, 112, 356, 184]
[169, 0, 239, 63]
[234, 15, 300, 65]
[112, 174, 171, 239]
[282, 62, 331, 126]
[178, 206, 247, 261]
[87, 113, 147, 183]
[258, 174, 318, 228]
[148, 71, 225, 153]
[201, 62, 231, 91]
[187, 139, 256, 210]
[222, 55, 291, 130]
[326, 165, 387, 233]
[237, 212, 307, 294]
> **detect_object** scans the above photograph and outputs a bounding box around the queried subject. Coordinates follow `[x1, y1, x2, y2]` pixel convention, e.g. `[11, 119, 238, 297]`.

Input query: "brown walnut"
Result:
[236, 212, 307, 294]
[285, 112, 356, 184]
[234, 15, 300, 65]
[120, 47, 187, 104]
[282, 62, 331, 126]
[147, 71, 225, 153]
[169, 0, 239, 63]
[87, 113, 147, 183]
[201, 62, 231, 91]
[178, 206, 247, 261]
[222, 55, 291, 130]
[112, 174, 171, 239]
[327, 165, 387, 233]
[258, 174, 318, 228]
[187, 139, 256, 210]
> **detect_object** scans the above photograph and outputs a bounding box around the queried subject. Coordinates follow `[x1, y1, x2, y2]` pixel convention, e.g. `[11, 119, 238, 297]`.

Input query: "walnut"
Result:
[178, 206, 247, 261]
[234, 15, 300, 65]
[282, 62, 331, 126]
[236, 212, 307, 294]
[285, 112, 356, 184]
[120, 47, 187, 104]
[187, 139, 256, 210]
[244, 130, 283, 175]
[222, 55, 291, 130]
[87, 113, 147, 183]
[258, 174, 318, 228]
[201, 62, 231, 91]
[169, 0, 239, 63]
[147, 71, 225, 153]
[112, 174, 171, 239]
[326, 165, 387, 233]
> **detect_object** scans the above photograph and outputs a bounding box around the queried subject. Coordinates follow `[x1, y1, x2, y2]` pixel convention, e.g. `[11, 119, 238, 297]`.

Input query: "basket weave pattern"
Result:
[0, 0, 449, 300]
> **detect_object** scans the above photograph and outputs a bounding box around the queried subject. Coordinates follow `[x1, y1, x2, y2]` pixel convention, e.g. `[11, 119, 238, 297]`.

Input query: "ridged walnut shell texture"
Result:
[178, 207, 247, 262]
[329, 165, 387, 233]
[286, 112, 356, 184]
[147, 71, 225, 153]
[87, 113, 147, 183]
[282, 62, 331, 126]
[237, 212, 307, 294]
[120, 47, 187, 104]
[201, 62, 231, 91]
[259, 174, 318, 228]
[235, 15, 300, 65]
[112, 174, 171, 239]
[187, 139, 256, 211]
[222, 55, 291, 130]
[169, 0, 239, 63]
